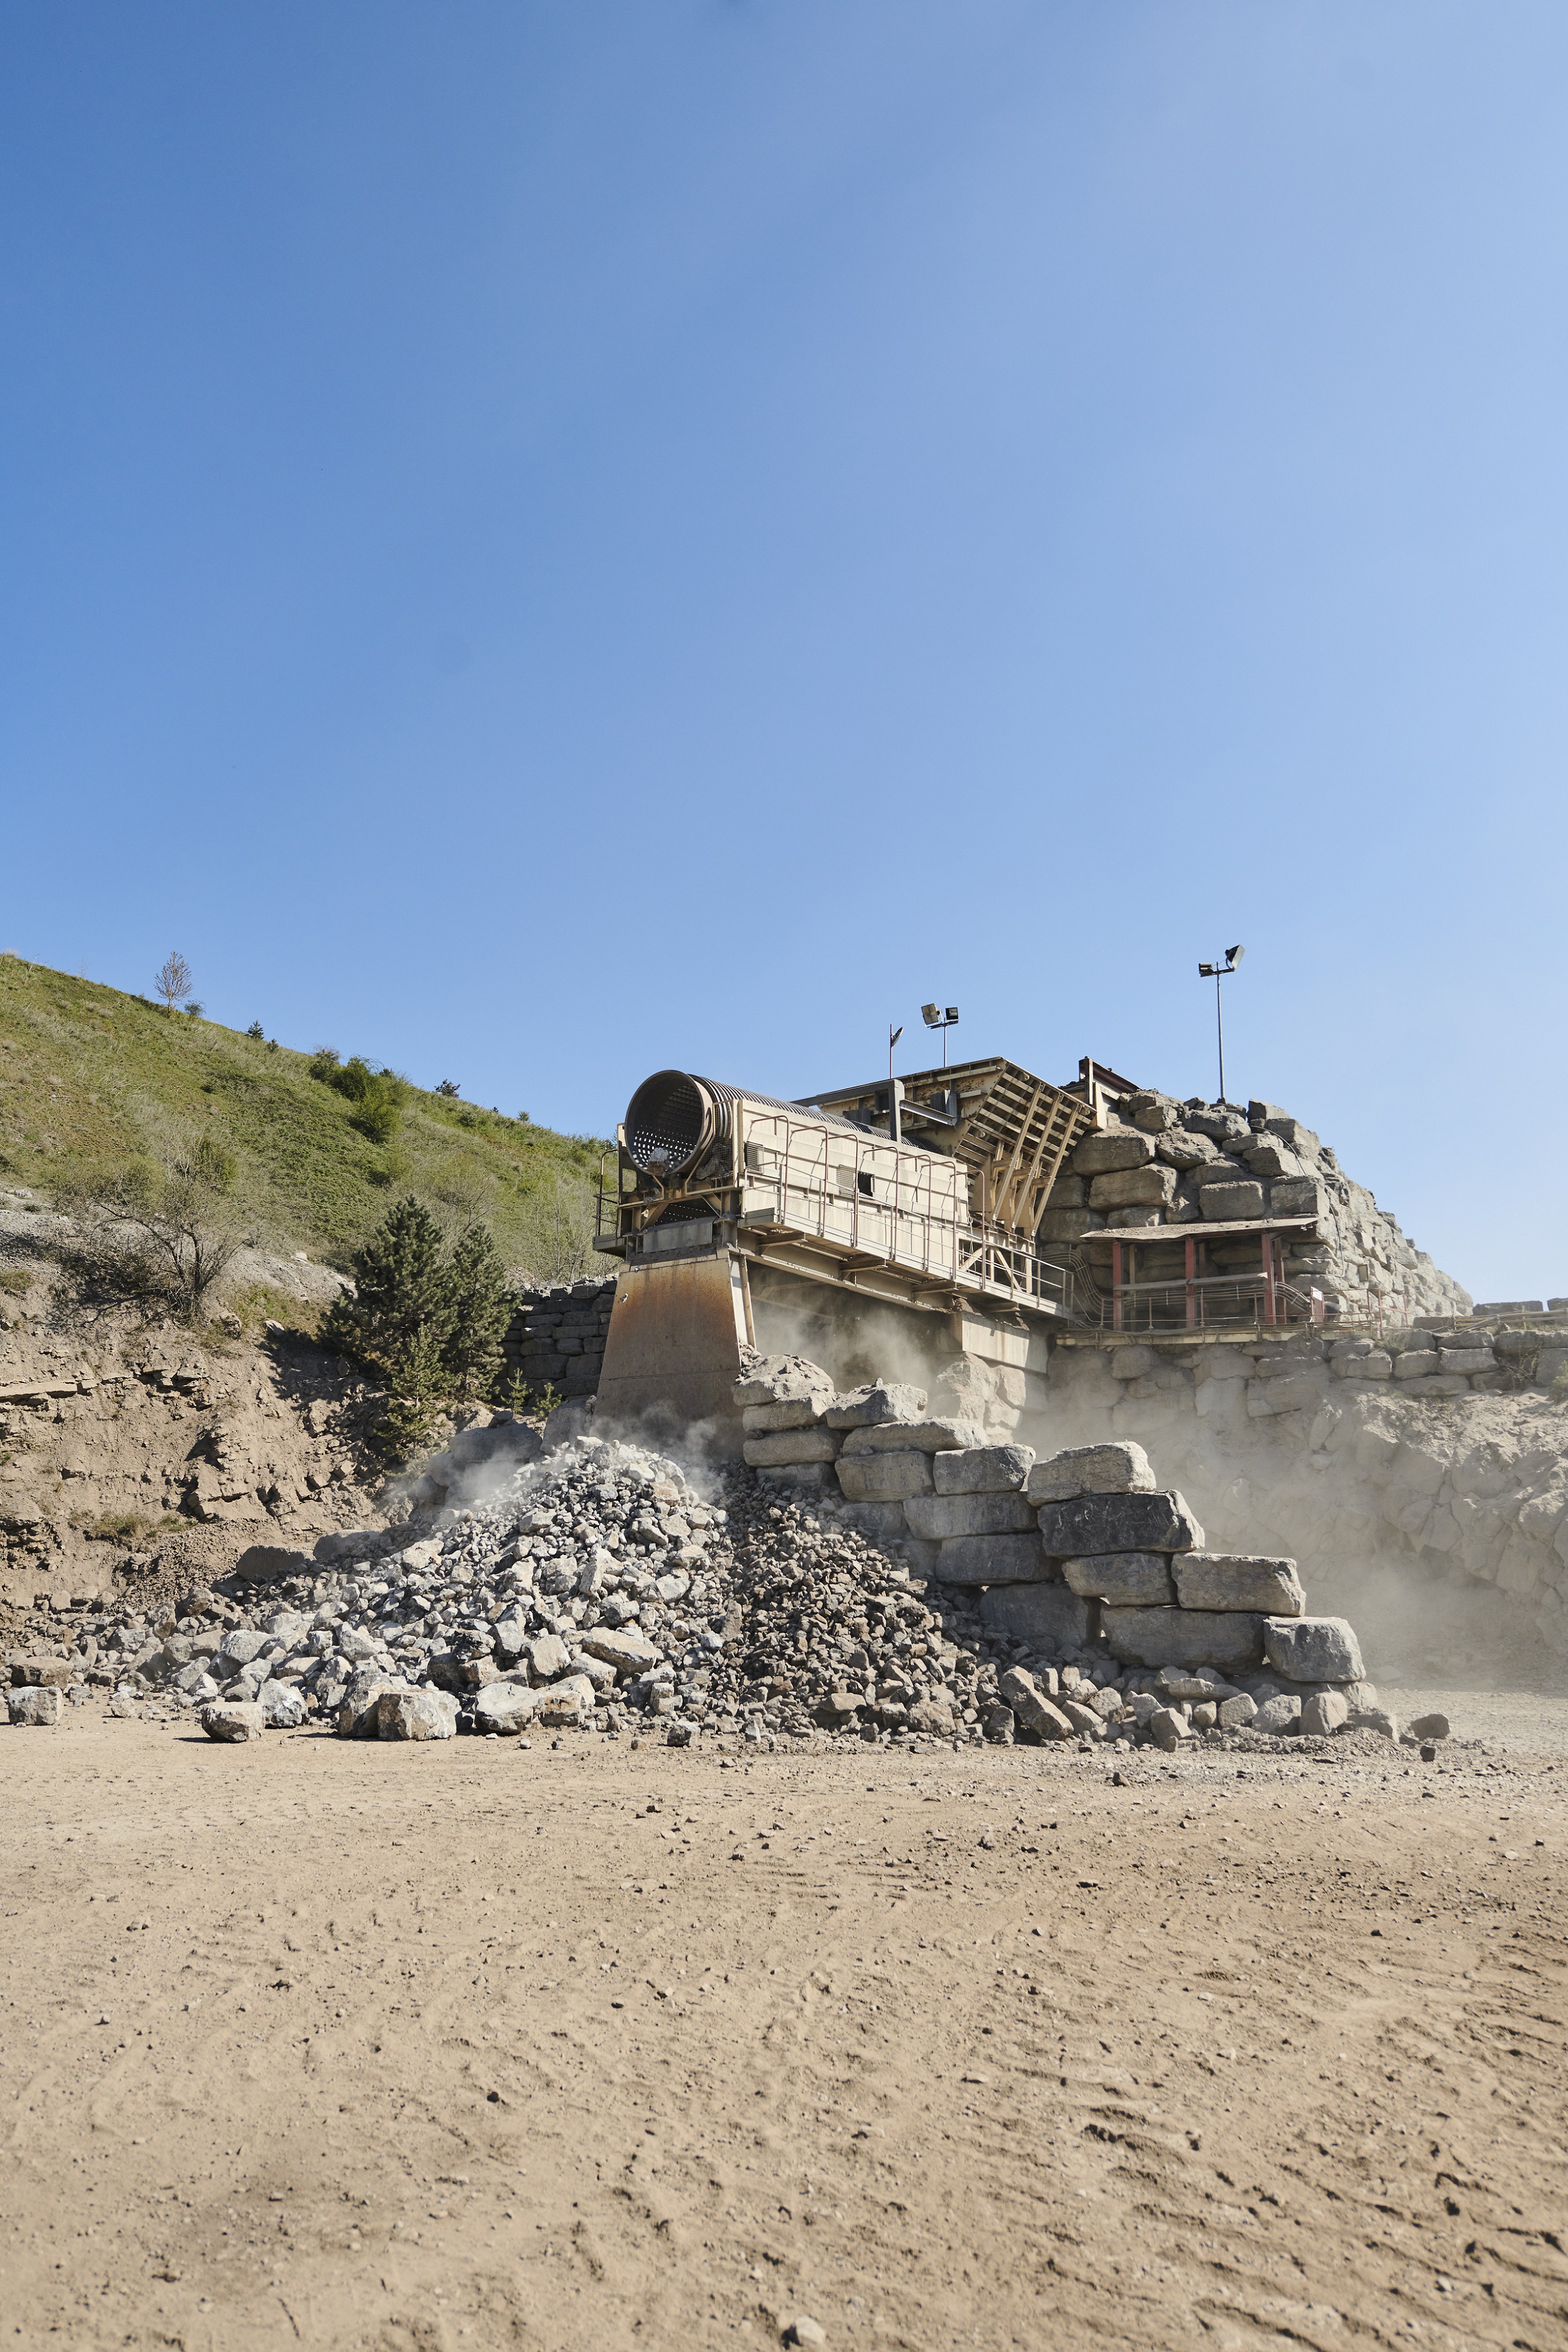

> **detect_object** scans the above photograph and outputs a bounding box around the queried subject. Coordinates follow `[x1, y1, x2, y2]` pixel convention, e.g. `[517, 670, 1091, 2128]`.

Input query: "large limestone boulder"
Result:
[1198, 1179, 1268, 1221]
[1073, 1130, 1156, 1174]
[1101, 1607, 1266, 1675]
[733, 1356, 837, 1413]
[1263, 1616, 1365, 1683]
[200, 1701, 267, 1742]
[580, 1627, 662, 1678]
[1061, 1552, 1176, 1608]
[1172, 1554, 1306, 1614]
[1089, 1164, 1177, 1210]
[1026, 1443, 1155, 1503]
[1036, 1490, 1205, 1557]
[743, 1428, 840, 1467]
[936, 1532, 1046, 1585]
[932, 1445, 1034, 1494]
[825, 1382, 927, 1429]
[377, 1688, 459, 1740]
[979, 1586, 1095, 1648]
[473, 1680, 540, 1735]
[904, 1492, 1036, 1541]
[8, 1685, 63, 1727]
[836, 1451, 933, 1502]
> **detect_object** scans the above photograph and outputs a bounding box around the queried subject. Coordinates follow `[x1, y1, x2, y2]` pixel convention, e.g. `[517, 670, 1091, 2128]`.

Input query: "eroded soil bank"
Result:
[2, 1708, 1565, 2352]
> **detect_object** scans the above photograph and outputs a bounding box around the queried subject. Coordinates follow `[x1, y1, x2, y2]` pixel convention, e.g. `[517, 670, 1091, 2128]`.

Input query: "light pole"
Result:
[920, 1003, 960, 1068]
[1196, 945, 1245, 1103]
[888, 1024, 903, 1143]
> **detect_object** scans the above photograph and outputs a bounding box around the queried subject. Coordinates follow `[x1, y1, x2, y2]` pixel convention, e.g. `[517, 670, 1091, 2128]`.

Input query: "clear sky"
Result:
[4, 2, 1565, 1301]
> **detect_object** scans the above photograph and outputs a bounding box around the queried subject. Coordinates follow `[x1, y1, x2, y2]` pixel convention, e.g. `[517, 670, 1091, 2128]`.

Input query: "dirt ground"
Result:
[2, 1700, 1566, 2352]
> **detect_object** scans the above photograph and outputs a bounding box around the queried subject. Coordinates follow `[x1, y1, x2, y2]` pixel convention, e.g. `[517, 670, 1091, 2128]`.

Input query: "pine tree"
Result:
[444, 1221, 513, 1399]
[377, 1322, 449, 1460]
[322, 1195, 453, 1373]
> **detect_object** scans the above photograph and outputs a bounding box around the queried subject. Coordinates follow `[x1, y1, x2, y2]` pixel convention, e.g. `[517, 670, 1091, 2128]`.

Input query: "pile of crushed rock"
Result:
[6, 1425, 1454, 1761]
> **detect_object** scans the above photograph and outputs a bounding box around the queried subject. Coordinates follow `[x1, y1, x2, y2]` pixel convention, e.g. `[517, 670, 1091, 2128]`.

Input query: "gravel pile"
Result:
[4, 1435, 1455, 1759]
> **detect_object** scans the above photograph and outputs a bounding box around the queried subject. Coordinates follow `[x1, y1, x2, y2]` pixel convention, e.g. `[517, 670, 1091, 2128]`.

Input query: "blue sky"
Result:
[4, 2, 1565, 1300]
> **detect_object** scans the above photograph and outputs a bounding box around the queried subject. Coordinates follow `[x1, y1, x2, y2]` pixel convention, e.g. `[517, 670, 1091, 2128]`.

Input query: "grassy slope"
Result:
[0, 956, 612, 1275]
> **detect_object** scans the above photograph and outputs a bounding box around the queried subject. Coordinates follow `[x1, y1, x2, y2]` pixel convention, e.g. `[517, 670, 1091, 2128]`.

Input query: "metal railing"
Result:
[1080, 1271, 1326, 1334]
[598, 1120, 1076, 1313]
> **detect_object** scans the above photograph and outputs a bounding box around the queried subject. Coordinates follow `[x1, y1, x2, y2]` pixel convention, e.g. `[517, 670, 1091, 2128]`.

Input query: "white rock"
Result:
[8, 1685, 63, 1727]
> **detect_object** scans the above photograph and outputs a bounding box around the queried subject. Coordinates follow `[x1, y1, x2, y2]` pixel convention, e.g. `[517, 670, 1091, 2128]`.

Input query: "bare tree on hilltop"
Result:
[153, 950, 192, 1014]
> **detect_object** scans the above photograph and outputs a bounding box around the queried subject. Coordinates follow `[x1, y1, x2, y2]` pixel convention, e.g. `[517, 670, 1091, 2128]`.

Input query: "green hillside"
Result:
[0, 955, 612, 1281]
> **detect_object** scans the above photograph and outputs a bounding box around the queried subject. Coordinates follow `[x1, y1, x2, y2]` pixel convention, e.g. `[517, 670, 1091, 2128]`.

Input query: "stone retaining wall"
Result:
[1040, 1090, 1474, 1325]
[501, 1279, 616, 1401]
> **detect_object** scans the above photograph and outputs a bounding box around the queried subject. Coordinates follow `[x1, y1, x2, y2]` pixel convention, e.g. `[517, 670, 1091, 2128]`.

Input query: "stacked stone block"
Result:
[501, 1278, 616, 1400]
[1036, 1089, 1472, 1325]
[734, 1354, 1381, 1744]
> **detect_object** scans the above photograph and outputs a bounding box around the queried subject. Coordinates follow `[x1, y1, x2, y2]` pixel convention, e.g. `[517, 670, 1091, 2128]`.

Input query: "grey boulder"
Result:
[8, 1685, 63, 1727]
[1101, 1607, 1265, 1674]
[1026, 1442, 1155, 1503]
[932, 1445, 1035, 1494]
[840, 1417, 980, 1456]
[936, 1532, 1046, 1585]
[473, 1681, 540, 1735]
[1035, 1489, 1204, 1557]
[377, 1688, 459, 1740]
[998, 1667, 1074, 1740]
[836, 1451, 933, 1502]
[260, 1681, 307, 1729]
[1172, 1553, 1306, 1615]
[824, 1381, 927, 1429]
[1300, 1690, 1349, 1737]
[1263, 1616, 1365, 1684]
[742, 1428, 840, 1467]
[200, 1702, 267, 1743]
[904, 1491, 1036, 1541]
[977, 1587, 1094, 1648]
[1062, 1552, 1175, 1608]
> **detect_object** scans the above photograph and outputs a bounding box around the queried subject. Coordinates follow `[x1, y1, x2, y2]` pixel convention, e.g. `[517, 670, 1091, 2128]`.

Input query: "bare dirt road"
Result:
[2, 1707, 1566, 2352]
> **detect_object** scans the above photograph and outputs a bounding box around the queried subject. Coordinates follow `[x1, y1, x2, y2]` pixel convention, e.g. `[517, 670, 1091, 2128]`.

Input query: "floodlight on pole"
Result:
[1195, 945, 1245, 1103]
[919, 1000, 961, 1068]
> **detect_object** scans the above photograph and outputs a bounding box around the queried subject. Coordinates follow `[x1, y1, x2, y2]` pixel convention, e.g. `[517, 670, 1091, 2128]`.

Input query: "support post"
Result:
[1185, 1235, 1197, 1330]
[1112, 1237, 1124, 1331]
[1262, 1229, 1276, 1326]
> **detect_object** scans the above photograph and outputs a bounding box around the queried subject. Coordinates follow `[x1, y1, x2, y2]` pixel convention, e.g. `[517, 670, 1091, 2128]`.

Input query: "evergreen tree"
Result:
[377, 1322, 450, 1460]
[444, 1221, 513, 1399]
[322, 1195, 453, 1372]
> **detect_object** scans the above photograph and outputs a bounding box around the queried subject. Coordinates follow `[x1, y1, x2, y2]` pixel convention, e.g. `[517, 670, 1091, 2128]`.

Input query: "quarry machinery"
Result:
[592, 1060, 1097, 1445]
